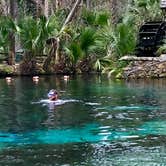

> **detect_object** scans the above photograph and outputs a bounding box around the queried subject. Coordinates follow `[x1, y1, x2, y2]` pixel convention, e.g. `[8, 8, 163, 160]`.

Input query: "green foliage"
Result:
[132, 0, 162, 22]
[96, 12, 110, 26]
[64, 9, 111, 72]
[82, 9, 110, 27]
[18, 15, 59, 57]
[64, 7, 137, 73]
[31, 0, 166, 75]
[137, 0, 147, 7]
[18, 16, 40, 55]
[0, 16, 19, 53]
[64, 27, 96, 69]
[94, 58, 111, 72]
[114, 23, 136, 57]
[82, 9, 96, 26]
[156, 40, 166, 55]
[0, 64, 14, 74]
[66, 42, 82, 64]
[107, 61, 128, 78]
[80, 27, 96, 57]
[0, 1, 163, 75]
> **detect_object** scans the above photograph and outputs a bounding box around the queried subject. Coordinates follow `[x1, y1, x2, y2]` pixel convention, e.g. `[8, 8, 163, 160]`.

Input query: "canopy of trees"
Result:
[0, 0, 163, 75]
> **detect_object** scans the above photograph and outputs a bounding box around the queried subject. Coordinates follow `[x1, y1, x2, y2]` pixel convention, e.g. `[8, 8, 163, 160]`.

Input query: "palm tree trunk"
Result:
[8, 0, 17, 65]
[110, 0, 118, 25]
[44, 0, 49, 18]
[48, 0, 59, 14]
[36, 0, 41, 17]
[86, 0, 90, 9]
[32, 0, 44, 17]
[0, 0, 8, 15]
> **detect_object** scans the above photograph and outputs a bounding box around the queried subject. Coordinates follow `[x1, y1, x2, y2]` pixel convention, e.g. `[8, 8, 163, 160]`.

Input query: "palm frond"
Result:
[94, 57, 111, 72]
[82, 8, 96, 26]
[68, 42, 82, 63]
[96, 11, 110, 26]
[80, 28, 96, 56]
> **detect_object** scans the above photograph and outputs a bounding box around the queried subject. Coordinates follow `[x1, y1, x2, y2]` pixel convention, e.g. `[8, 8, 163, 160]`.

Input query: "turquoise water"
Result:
[0, 75, 166, 165]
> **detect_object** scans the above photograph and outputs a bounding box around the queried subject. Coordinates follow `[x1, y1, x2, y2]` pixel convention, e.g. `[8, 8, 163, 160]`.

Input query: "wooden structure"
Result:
[136, 21, 166, 57]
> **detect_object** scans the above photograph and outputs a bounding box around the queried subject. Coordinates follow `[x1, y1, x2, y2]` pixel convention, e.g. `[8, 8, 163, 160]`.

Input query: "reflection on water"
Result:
[0, 75, 166, 165]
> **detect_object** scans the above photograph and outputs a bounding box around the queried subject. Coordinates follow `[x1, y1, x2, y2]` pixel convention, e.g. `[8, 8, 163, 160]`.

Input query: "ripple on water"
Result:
[85, 102, 101, 106]
[95, 105, 160, 112]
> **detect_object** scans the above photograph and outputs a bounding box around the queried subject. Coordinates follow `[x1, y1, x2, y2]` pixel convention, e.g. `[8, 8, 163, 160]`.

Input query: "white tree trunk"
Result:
[55, 0, 82, 62]
[60, 0, 82, 34]
[0, 0, 9, 15]
[86, 0, 90, 9]
[44, 0, 49, 18]
[110, 0, 118, 25]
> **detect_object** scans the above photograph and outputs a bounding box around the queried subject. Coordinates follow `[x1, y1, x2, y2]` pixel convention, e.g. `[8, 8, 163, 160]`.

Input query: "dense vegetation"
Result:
[0, 0, 163, 76]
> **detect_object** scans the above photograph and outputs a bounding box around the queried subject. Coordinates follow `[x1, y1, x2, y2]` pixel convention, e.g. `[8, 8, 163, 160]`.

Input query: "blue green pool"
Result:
[0, 75, 166, 165]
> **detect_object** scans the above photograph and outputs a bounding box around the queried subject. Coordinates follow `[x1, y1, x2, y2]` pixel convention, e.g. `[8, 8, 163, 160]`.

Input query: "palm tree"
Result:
[109, 0, 118, 25]
[43, 0, 82, 71]
[44, 0, 49, 18]
[0, 0, 18, 65]
[64, 9, 112, 73]
[129, 0, 162, 23]
[8, 0, 18, 65]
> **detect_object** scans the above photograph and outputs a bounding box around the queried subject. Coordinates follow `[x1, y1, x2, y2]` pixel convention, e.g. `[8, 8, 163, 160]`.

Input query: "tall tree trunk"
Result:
[36, 0, 41, 17]
[86, 0, 90, 9]
[44, 0, 49, 18]
[110, 0, 118, 25]
[56, 0, 82, 61]
[8, 0, 17, 65]
[49, 0, 59, 14]
[0, 0, 9, 15]
[55, 0, 60, 9]
[60, 0, 82, 33]
[32, 0, 44, 17]
[43, 0, 82, 72]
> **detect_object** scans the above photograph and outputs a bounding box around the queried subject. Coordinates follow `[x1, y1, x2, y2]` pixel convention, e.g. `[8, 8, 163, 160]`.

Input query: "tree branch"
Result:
[55, 0, 82, 61]
[59, 0, 82, 34]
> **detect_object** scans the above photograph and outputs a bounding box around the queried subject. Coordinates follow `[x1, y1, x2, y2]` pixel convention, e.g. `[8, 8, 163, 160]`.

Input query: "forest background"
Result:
[0, 0, 163, 76]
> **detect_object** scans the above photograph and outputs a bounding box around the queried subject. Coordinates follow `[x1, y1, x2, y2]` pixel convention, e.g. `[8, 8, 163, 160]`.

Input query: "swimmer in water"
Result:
[47, 89, 58, 101]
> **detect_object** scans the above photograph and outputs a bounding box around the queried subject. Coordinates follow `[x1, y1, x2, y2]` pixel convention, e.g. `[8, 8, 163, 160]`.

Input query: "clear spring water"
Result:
[0, 75, 166, 166]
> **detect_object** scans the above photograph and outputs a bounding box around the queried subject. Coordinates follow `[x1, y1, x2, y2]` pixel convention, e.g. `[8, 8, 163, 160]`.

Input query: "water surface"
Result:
[0, 75, 166, 165]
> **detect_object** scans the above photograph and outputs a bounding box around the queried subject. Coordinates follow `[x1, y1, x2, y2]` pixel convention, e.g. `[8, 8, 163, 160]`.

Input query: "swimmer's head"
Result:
[47, 89, 58, 101]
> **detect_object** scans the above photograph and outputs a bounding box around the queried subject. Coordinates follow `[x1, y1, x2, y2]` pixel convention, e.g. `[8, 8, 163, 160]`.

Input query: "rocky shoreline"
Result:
[121, 55, 166, 79]
[1, 55, 166, 79]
